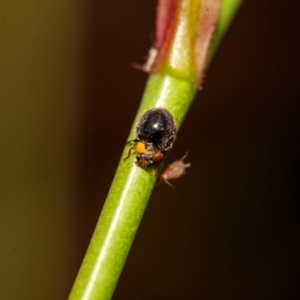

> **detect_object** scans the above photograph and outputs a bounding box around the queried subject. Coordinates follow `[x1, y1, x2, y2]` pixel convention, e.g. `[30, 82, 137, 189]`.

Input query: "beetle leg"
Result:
[126, 139, 138, 144]
[123, 146, 135, 161]
[154, 160, 163, 175]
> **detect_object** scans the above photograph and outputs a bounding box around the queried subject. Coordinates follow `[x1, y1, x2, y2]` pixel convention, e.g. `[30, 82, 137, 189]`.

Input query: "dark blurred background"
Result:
[0, 1, 299, 299]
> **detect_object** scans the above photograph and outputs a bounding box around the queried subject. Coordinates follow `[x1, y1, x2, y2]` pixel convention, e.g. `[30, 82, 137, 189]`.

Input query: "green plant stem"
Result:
[208, 0, 243, 63]
[69, 73, 197, 300]
[69, 1, 243, 299]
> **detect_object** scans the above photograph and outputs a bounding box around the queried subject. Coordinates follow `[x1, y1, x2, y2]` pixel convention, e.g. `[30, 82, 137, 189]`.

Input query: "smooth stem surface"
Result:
[69, 74, 197, 300]
[208, 0, 243, 62]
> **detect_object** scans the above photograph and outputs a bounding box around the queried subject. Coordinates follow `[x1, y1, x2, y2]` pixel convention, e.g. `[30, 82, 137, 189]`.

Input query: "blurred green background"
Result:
[0, 1, 299, 299]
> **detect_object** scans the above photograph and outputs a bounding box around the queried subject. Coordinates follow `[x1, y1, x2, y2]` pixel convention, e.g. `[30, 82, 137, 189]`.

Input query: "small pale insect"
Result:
[159, 152, 191, 188]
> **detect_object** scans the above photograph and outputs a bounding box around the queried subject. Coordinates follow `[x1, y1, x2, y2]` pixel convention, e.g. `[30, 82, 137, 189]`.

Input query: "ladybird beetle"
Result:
[159, 152, 191, 188]
[124, 108, 177, 167]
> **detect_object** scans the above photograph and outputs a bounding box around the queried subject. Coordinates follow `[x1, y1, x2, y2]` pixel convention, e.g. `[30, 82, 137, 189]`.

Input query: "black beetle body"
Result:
[136, 107, 176, 152]
[124, 107, 177, 167]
